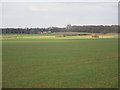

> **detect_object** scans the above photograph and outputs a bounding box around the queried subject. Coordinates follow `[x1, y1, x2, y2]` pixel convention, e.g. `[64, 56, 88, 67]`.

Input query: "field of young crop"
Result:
[2, 37, 118, 88]
[1, 33, 118, 39]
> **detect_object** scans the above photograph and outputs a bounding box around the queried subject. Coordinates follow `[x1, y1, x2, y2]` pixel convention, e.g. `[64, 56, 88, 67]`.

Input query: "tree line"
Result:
[1, 25, 119, 34]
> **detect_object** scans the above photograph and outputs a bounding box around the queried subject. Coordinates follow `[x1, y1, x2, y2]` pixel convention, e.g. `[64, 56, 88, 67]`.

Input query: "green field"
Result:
[2, 38, 118, 88]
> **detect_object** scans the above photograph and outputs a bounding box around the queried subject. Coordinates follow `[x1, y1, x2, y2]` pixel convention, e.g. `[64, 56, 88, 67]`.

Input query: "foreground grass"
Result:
[2, 38, 118, 88]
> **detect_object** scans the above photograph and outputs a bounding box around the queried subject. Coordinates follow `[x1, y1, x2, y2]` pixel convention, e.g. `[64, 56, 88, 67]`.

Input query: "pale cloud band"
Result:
[1, 0, 120, 2]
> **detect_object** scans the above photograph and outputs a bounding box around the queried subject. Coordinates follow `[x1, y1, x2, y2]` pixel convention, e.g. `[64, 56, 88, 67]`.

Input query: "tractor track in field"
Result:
[64, 57, 117, 66]
[3, 55, 118, 71]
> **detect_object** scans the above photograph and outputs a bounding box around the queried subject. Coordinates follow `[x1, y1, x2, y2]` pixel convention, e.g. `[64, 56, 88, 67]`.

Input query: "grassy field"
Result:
[2, 37, 118, 88]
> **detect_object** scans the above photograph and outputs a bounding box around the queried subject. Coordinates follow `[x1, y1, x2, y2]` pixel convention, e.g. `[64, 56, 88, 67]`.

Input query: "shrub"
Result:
[55, 35, 66, 37]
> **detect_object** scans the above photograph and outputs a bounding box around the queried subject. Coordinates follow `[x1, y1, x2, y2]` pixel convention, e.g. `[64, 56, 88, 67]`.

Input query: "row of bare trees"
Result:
[1, 25, 119, 34]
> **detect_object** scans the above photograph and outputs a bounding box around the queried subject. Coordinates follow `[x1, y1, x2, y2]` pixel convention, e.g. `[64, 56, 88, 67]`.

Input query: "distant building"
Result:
[37, 31, 52, 34]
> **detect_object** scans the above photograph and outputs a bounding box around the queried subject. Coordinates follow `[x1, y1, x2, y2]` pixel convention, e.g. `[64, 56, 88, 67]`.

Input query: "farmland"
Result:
[2, 34, 118, 88]
[1, 33, 118, 39]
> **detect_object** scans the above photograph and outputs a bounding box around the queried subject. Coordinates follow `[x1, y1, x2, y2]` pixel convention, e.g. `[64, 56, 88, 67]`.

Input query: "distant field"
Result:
[2, 37, 118, 88]
[1, 33, 118, 39]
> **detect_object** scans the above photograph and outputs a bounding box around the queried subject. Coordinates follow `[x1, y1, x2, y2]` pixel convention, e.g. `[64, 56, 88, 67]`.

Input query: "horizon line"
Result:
[0, 24, 119, 28]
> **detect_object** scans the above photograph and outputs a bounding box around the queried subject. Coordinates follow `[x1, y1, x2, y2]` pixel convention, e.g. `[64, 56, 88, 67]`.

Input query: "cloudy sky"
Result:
[1, 1, 118, 28]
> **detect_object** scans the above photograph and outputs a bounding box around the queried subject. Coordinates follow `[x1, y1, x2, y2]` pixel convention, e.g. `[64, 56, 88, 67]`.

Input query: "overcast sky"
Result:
[1, 1, 118, 28]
